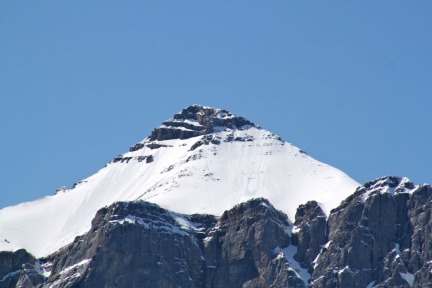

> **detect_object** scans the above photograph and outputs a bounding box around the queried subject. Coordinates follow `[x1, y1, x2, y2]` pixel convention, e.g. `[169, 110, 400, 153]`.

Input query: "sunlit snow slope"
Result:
[0, 105, 359, 257]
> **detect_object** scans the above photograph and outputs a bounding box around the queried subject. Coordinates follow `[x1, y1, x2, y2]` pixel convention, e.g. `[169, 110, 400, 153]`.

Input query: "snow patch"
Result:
[159, 124, 196, 132]
[59, 259, 91, 275]
[33, 260, 51, 278]
[171, 213, 204, 233]
[274, 245, 311, 285]
[110, 214, 188, 236]
[400, 272, 414, 287]
[312, 241, 332, 269]
[322, 241, 332, 249]
[169, 118, 202, 126]
[336, 265, 352, 274]
[394, 243, 401, 254]
[109, 215, 149, 226]
[291, 225, 301, 234]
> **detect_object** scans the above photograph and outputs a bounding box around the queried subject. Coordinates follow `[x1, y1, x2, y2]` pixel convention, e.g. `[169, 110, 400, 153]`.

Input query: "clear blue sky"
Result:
[1, 1, 431, 208]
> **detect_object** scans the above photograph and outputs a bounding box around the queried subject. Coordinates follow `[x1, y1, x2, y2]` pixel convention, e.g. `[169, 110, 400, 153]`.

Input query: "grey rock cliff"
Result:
[305, 176, 432, 288]
[202, 198, 304, 288]
[32, 198, 304, 288]
[4, 176, 432, 287]
[42, 201, 206, 288]
[0, 249, 43, 288]
[291, 201, 327, 272]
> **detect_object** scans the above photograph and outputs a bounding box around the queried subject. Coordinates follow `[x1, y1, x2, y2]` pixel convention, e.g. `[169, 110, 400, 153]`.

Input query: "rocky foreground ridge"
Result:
[1, 177, 432, 288]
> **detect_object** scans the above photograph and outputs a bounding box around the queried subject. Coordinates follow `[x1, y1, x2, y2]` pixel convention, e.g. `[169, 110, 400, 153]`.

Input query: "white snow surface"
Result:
[400, 272, 414, 287]
[274, 245, 311, 285]
[0, 120, 359, 257]
[59, 259, 92, 275]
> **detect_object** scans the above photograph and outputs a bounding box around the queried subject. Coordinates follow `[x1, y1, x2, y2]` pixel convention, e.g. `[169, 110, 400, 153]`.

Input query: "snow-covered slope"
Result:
[0, 105, 360, 257]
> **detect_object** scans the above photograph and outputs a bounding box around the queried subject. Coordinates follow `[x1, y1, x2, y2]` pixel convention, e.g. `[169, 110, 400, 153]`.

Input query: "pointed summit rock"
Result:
[149, 105, 256, 141]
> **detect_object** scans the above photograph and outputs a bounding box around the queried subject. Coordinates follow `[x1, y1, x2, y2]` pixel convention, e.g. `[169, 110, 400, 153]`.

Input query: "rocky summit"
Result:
[149, 105, 256, 141]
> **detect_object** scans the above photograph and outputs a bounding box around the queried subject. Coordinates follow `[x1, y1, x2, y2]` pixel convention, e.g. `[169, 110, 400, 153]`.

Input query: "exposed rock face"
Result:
[4, 176, 432, 287]
[0, 249, 43, 288]
[32, 198, 304, 288]
[303, 176, 432, 288]
[291, 201, 327, 272]
[149, 105, 256, 141]
[15, 263, 45, 288]
[41, 201, 206, 288]
[202, 198, 300, 288]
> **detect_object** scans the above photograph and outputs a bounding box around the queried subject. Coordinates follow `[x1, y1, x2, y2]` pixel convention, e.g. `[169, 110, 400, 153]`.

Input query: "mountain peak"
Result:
[0, 104, 360, 258]
[149, 105, 256, 141]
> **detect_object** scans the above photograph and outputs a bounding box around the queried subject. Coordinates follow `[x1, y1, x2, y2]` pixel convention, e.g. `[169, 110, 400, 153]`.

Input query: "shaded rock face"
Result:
[291, 201, 327, 272]
[0, 249, 44, 288]
[32, 198, 304, 288]
[149, 105, 256, 141]
[42, 201, 207, 288]
[298, 176, 432, 288]
[202, 198, 299, 288]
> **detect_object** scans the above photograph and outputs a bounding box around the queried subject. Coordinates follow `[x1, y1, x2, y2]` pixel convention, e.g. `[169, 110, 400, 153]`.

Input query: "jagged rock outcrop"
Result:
[304, 176, 432, 288]
[202, 198, 303, 288]
[4, 176, 432, 287]
[15, 263, 45, 288]
[0, 249, 43, 288]
[291, 201, 327, 272]
[41, 201, 206, 288]
[149, 105, 255, 141]
[29, 198, 304, 288]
